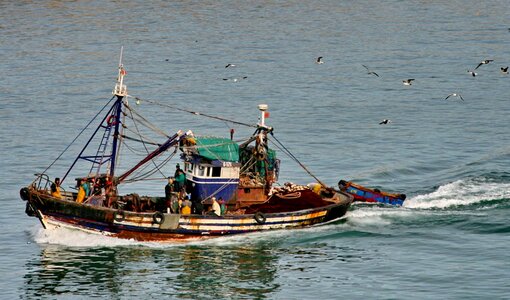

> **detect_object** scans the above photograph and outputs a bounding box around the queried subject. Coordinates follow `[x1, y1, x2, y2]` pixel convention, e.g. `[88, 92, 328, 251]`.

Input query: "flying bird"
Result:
[445, 93, 464, 101]
[379, 119, 391, 125]
[501, 66, 509, 74]
[467, 70, 477, 77]
[316, 56, 324, 64]
[222, 76, 248, 82]
[362, 64, 379, 77]
[402, 79, 415, 85]
[474, 59, 494, 70]
[225, 63, 236, 68]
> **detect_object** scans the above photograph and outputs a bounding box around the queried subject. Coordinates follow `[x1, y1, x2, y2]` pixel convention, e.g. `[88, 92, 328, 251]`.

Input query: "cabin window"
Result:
[186, 163, 193, 174]
[197, 165, 205, 177]
[212, 167, 221, 177]
[244, 188, 251, 193]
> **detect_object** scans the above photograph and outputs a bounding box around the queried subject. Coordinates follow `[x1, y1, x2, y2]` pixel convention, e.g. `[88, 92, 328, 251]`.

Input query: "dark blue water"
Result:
[1, 1, 510, 299]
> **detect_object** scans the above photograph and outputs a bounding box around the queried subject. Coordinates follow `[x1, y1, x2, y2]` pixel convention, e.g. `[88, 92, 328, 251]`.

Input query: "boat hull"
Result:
[339, 180, 406, 206]
[22, 187, 352, 242]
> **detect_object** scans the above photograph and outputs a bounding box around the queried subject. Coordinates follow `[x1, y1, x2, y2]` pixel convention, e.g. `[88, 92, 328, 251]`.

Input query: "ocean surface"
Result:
[1, 1, 510, 299]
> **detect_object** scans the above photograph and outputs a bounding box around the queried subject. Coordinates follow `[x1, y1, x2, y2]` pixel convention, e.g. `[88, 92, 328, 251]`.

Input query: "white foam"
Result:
[31, 225, 139, 247]
[346, 209, 392, 225]
[404, 179, 510, 209]
[30, 222, 315, 248]
[342, 206, 426, 227]
[30, 219, 355, 248]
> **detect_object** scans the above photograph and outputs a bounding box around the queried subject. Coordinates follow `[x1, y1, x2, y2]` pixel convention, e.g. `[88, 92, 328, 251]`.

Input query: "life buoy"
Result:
[254, 212, 266, 225]
[114, 210, 125, 222]
[106, 115, 117, 126]
[153, 212, 165, 225]
[20, 187, 30, 201]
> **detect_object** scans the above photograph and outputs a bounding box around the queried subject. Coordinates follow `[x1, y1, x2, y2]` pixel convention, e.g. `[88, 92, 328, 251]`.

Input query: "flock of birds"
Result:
[220, 55, 507, 126]
[222, 63, 248, 82]
[312, 56, 508, 125]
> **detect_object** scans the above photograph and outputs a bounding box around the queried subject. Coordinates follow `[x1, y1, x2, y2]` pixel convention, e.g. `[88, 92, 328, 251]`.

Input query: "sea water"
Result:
[1, 1, 509, 299]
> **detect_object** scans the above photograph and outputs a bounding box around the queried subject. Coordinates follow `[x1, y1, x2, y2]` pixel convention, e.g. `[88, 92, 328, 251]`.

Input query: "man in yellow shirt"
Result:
[181, 197, 192, 215]
[51, 178, 62, 199]
[76, 179, 86, 203]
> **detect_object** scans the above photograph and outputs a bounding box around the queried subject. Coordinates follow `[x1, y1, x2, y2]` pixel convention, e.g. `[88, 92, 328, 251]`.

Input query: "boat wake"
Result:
[31, 225, 139, 248]
[29, 223, 330, 248]
[341, 176, 510, 229]
[404, 177, 510, 210]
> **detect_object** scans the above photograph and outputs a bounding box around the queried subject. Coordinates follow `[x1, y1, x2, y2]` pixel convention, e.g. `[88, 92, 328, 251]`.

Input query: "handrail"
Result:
[32, 173, 51, 190]
[31, 173, 67, 195]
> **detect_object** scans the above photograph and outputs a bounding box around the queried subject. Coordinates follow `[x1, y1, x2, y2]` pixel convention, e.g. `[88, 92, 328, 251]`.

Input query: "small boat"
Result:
[338, 180, 406, 206]
[19, 51, 352, 242]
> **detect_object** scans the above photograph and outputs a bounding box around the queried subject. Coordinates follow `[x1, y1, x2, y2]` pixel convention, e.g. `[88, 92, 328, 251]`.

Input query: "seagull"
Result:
[445, 93, 464, 101]
[501, 66, 509, 74]
[402, 79, 415, 85]
[467, 70, 477, 77]
[362, 64, 379, 77]
[474, 59, 494, 70]
[316, 56, 324, 64]
[225, 63, 236, 68]
[222, 76, 248, 82]
[379, 119, 391, 125]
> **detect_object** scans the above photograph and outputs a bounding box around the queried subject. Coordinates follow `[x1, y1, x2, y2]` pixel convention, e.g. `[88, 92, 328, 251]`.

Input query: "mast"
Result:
[61, 50, 127, 184]
[110, 47, 128, 178]
[258, 104, 272, 189]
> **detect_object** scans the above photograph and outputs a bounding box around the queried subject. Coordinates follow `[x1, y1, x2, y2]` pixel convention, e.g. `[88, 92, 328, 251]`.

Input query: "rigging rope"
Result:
[40, 96, 116, 177]
[269, 132, 327, 187]
[128, 95, 258, 129]
[128, 154, 173, 182]
[126, 105, 168, 179]
[123, 102, 171, 138]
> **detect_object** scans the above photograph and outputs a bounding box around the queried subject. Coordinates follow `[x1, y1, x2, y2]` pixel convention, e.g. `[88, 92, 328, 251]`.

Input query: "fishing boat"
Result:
[19, 51, 352, 242]
[338, 180, 406, 206]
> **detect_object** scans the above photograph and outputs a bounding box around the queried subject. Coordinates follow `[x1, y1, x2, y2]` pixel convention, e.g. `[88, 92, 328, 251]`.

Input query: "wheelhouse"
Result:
[184, 159, 241, 202]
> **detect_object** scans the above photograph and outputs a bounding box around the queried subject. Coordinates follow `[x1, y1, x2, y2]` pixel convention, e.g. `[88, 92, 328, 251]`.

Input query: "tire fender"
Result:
[20, 187, 30, 201]
[254, 212, 266, 225]
[114, 210, 125, 222]
[153, 212, 165, 225]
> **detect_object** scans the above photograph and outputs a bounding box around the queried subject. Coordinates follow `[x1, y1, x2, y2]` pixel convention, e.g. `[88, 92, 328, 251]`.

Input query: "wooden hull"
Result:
[21, 187, 352, 242]
[339, 180, 406, 206]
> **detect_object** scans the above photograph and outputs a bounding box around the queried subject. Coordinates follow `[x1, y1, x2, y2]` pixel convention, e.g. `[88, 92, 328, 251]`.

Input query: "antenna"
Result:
[118, 46, 123, 67]
[258, 104, 268, 127]
[113, 46, 127, 97]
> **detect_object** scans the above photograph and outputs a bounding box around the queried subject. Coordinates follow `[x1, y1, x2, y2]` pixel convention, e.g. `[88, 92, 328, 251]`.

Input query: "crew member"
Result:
[50, 177, 62, 199]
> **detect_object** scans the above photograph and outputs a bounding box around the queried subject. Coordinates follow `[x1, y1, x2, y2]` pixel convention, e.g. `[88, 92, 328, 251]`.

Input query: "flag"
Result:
[264, 111, 270, 118]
